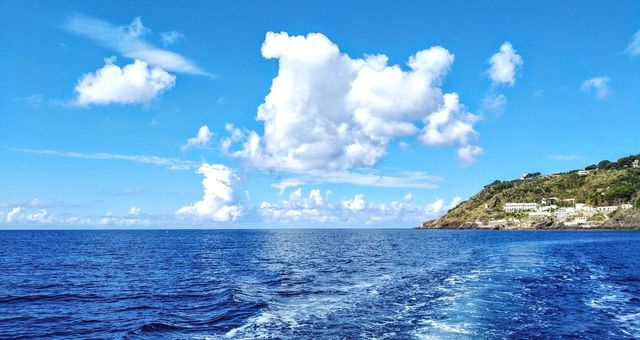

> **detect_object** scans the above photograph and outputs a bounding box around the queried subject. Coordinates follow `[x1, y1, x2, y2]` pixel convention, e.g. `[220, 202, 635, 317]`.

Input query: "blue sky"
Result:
[1, 0, 639, 228]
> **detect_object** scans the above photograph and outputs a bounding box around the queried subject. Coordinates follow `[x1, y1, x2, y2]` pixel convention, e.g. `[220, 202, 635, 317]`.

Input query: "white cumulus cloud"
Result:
[2, 207, 53, 224]
[181, 125, 213, 151]
[223, 32, 481, 172]
[5, 207, 23, 223]
[176, 163, 242, 222]
[581, 76, 611, 100]
[342, 194, 366, 211]
[488, 42, 523, 86]
[75, 58, 175, 106]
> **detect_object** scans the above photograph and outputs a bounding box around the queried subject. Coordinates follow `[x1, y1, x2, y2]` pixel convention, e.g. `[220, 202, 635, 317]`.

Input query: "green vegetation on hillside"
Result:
[434, 154, 640, 224]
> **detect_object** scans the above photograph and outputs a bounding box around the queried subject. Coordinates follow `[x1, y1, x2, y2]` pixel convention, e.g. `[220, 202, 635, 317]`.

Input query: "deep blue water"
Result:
[0, 230, 639, 339]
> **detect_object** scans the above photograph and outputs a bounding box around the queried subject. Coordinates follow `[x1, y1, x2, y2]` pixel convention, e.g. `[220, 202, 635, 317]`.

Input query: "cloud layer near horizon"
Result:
[259, 188, 461, 226]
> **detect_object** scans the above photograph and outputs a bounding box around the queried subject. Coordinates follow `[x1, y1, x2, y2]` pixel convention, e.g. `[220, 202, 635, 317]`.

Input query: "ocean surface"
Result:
[0, 230, 639, 339]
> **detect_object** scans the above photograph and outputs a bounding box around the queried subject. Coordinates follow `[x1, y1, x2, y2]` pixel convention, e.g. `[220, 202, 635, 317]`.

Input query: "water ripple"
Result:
[0, 229, 638, 338]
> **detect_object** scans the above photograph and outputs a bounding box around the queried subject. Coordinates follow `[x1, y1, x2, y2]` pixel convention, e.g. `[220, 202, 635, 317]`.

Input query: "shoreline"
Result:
[417, 227, 640, 231]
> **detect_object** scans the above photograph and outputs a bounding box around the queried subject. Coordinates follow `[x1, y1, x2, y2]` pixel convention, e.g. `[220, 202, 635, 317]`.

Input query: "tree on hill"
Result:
[523, 172, 541, 179]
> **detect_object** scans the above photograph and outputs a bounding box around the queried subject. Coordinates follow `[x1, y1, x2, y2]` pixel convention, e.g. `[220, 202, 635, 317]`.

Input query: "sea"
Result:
[0, 229, 639, 339]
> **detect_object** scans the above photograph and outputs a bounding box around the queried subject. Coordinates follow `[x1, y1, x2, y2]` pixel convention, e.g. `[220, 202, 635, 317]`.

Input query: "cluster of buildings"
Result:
[503, 199, 633, 225]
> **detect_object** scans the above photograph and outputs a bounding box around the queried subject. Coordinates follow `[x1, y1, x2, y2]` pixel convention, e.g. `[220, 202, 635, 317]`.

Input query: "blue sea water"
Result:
[0, 230, 639, 339]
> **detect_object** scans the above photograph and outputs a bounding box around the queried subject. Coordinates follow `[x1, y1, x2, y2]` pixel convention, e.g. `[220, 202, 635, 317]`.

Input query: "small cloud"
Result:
[15, 94, 45, 107]
[5, 207, 24, 223]
[342, 194, 366, 211]
[480, 93, 507, 116]
[625, 30, 640, 56]
[581, 76, 611, 100]
[216, 96, 225, 105]
[449, 196, 462, 209]
[403, 193, 413, 201]
[74, 58, 175, 106]
[488, 42, 523, 86]
[181, 125, 213, 151]
[457, 145, 483, 166]
[160, 31, 184, 46]
[128, 207, 141, 215]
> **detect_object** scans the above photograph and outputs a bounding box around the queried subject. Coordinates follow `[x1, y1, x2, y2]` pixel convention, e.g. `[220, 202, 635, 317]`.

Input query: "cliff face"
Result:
[600, 208, 640, 229]
[419, 155, 640, 230]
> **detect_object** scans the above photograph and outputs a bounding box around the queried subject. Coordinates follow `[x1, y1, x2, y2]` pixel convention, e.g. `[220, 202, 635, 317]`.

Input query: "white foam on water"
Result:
[584, 280, 640, 337]
[616, 312, 640, 337]
[224, 276, 393, 338]
[413, 319, 474, 339]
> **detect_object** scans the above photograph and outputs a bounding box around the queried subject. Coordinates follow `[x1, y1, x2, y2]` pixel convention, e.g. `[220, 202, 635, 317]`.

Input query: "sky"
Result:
[1, 0, 640, 228]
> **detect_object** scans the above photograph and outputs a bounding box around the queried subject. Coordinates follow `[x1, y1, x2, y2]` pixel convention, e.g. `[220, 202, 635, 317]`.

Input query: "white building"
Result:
[578, 170, 590, 176]
[621, 203, 633, 209]
[575, 203, 595, 212]
[633, 159, 639, 168]
[504, 203, 539, 212]
[529, 211, 551, 217]
[574, 216, 588, 224]
[596, 206, 618, 212]
[555, 208, 576, 219]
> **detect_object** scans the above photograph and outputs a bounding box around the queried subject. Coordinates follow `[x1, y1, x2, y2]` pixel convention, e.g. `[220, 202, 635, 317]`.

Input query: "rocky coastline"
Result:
[418, 208, 640, 230]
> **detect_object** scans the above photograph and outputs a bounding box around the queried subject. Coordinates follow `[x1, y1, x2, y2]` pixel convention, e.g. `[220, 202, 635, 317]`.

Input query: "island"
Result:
[419, 154, 640, 230]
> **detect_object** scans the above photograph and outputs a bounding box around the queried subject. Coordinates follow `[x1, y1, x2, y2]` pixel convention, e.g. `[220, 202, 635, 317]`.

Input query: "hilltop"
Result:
[419, 154, 640, 230]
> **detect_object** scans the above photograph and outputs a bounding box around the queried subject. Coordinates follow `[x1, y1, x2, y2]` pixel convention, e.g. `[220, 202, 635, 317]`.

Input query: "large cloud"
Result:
[176, 163, 242, 222]
[488, 42, 523, 86]
[75, 58, 175, 106]
[223, 32, 482, 171]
